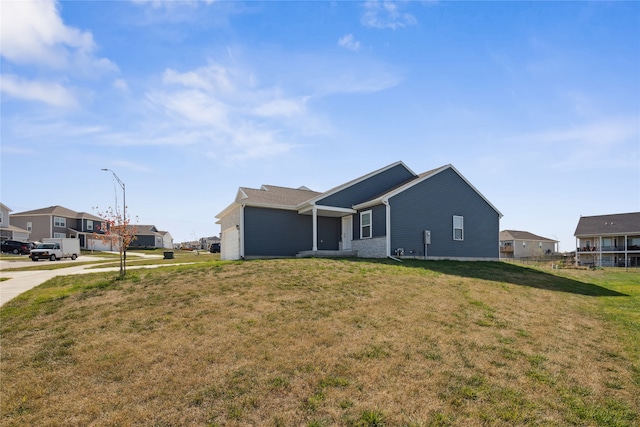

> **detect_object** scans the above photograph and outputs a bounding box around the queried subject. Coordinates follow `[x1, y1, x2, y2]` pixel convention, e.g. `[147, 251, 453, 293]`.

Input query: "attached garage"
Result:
[221, 226, 240, 260]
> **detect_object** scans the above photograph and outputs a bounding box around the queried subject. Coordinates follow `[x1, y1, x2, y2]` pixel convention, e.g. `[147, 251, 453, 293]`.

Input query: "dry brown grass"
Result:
[1, 259, 638, 426]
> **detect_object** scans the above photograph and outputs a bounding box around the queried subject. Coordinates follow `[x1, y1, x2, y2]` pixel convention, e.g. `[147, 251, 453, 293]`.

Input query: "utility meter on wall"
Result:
[424, 230, 431, 245]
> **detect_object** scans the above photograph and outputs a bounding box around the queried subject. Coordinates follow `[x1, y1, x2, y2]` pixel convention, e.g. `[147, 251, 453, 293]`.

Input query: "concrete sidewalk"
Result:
[0, 257, 178, 306]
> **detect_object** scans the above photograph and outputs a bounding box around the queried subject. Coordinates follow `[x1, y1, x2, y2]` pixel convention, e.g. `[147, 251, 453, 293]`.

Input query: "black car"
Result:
[209, 243, 221, 253]
[1, 240, 32, 255]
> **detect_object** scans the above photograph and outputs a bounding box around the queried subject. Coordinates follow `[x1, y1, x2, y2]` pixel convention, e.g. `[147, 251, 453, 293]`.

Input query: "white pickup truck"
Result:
[30, 238, 81, 262]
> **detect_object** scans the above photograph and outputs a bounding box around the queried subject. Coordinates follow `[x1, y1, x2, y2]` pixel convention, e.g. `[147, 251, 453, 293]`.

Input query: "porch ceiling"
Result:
[298, 204, 356, 218]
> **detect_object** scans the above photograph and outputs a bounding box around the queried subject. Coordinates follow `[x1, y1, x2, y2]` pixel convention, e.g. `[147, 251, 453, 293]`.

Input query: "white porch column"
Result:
[598, 236, 602, 267]
[312, 205, 318, 251]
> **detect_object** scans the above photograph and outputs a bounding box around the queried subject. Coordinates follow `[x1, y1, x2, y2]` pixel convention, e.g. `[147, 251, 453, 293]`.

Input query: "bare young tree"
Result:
[93, 206, 137, 278]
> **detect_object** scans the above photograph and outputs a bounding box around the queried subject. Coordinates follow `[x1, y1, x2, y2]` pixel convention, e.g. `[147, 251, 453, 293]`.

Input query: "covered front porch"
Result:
[298, 204, 356, 252]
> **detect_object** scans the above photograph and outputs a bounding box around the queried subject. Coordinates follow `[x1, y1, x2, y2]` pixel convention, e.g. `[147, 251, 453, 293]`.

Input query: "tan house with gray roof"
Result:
[499, 230, 558, 259]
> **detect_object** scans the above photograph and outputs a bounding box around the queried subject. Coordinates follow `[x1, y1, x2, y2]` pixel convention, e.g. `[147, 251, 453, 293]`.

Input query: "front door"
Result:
[341, 216, 353, 250]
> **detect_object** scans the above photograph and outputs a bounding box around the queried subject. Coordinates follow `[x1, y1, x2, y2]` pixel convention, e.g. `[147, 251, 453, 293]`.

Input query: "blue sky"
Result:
[1, 0, 638, 250]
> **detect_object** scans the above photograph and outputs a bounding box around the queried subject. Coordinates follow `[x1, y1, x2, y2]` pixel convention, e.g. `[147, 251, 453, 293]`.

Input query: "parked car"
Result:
[1, 240, 32, 255]
[209, 243, 220, 253]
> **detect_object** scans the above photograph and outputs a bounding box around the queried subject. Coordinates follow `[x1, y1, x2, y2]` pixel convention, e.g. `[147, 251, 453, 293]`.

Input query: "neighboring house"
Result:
[200, 236, 221, 250]
[158, 231, 174, 249]
[215, 161, 502, 261]
[0, 203, 30, 241]
[499, 230, 558, 259]
[9, 205, 107, 250]
[574, 212, 640, 267]
[127, 225, 166, 249]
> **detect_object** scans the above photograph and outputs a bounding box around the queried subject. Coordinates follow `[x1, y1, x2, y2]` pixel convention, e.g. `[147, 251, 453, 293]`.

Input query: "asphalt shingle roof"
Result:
[574, 212, 640, 236]
[500, 230, 557, 242]
[11, 205, 104, 221]
[237, 185, 321, 207]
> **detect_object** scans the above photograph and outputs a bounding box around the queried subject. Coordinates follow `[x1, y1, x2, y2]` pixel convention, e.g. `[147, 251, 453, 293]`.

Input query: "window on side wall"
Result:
[453, 215, 464, 241]
[27, 222, 32, 232]
[360, 210, 372, 239]
[54, 216, 66, 227]
[87, 220, 93, 231]
[53, 232, 66, 238]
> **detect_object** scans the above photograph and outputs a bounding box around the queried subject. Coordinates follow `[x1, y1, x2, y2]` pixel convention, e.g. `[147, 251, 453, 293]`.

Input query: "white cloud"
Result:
[163, 65, 234, 93]
[0, 74, 78, 107]
[338, 34, 361, 52]
[505, 116, 639, 171]
[137, 63, 305, 158]
[113, 78, 130, 93]
[0, 0, 117, 74]
[361, 1, 417, 30]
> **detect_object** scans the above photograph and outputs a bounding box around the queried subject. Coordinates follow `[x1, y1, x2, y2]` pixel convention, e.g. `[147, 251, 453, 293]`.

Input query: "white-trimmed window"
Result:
[453, 215, 464, 241]
[0, 212, 3, 225]
[87, 220, 93, 231]
[27, 222, 32, 232]
[53, 232, 66, 238]
[54, 216, 66, 227]
[360, 210, 372, 239]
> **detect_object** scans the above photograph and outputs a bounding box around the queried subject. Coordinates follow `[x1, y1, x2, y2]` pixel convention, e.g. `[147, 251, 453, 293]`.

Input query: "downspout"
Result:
[383, 199, 391, 258]
[240, 204, 245, 259]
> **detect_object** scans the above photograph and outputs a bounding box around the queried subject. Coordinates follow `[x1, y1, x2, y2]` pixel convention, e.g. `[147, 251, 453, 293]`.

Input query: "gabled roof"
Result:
[129, 225, 161, 235]
[216, 162, 502, 220]
[304, 161, 416, 206]
[500, 230, 557, 242]
[216, 185, 321, 219]
[0, 203, 12, 212]
[574, 212, 640, 236]
[353, 164, 503, 218]
[11, 205, 104, 221]
[237, 185, 321, 207]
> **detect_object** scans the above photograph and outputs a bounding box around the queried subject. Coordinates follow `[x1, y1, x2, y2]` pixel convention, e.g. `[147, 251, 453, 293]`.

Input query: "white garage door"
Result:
[221, 227, 240, 260]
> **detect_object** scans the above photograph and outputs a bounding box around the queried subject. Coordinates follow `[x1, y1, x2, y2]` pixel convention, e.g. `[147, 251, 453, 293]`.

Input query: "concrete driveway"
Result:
[0, 254, 166, 306]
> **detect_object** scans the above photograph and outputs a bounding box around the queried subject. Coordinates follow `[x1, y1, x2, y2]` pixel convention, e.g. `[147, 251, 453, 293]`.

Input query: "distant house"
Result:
[216, 161, 502, 261]
[574, 212, 640, 267]
[0, 203, 30, 241]
[9, 205, 106, 250]
[128, 225, 166, 249]
[200, 236, 221, 250]
[499, 230, 558, 259]
[158, 231, 174, 249]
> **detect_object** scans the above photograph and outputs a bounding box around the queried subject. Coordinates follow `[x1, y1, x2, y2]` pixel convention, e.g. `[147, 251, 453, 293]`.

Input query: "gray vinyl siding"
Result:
[244, 207, 312, 256]
[130, 235, 155, 248]
[354, 204, 387, 239]
[244, 207, 341, 256]
[317, 164, 415, 208]
[389, 168, 499, 258]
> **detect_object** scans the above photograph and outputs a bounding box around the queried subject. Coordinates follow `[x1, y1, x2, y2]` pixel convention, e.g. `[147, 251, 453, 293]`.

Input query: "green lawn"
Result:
[1, 259, 638, 426]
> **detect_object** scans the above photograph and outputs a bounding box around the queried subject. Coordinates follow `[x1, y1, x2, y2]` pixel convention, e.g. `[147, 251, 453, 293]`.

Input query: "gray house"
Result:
[216, 162, 502, 261]
[574, 212, 640, 267]
[9, 205, 105, 249]
[127, 225, 167, 249]
[0, 203, 30, 241]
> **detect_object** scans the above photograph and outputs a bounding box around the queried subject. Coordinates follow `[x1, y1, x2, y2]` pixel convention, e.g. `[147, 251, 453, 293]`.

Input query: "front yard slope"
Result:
[1, 259, 638, 426]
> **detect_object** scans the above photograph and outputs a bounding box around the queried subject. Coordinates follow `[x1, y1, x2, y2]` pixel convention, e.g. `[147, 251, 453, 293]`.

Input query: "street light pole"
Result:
[101, 168, 127, 275]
